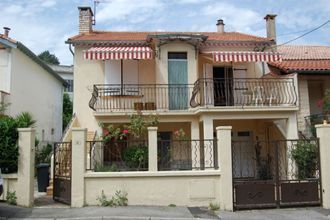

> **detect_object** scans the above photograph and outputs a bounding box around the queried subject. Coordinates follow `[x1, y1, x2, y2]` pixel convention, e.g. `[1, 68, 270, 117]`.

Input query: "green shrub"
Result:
[209, 202, 220, 211]
[123, 145, 148, 170]
[97, 190, 128, 207]
[0, 116, 19, 174]
[0, 112, 36, 174]
[291, 141, 318, 179]
[6, 191, 17, 205]
[94, 163, 118, 172]
[168, 204, 176, 207]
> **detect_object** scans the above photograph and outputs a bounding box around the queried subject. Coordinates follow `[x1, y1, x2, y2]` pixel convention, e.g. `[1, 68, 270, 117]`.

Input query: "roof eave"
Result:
[287, 69, 330, 74]
[0, 37, 17, 48]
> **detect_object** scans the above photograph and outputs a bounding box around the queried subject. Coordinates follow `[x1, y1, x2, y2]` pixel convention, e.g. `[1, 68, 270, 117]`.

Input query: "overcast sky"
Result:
[1, 0, 329, 65]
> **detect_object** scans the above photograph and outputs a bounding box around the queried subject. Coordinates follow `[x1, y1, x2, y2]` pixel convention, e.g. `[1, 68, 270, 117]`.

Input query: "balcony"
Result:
[89, 78, 297, 113]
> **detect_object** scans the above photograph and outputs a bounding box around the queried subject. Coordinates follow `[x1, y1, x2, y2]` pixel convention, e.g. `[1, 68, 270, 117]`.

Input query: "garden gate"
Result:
[232, 139, 321, 210]
[53, 142, 72, 205]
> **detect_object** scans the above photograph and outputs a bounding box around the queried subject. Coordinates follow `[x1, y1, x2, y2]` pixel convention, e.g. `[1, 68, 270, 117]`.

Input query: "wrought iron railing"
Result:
[158, 139, 217, 171]
[86, 140, 148, 172]
[305, 114, 330, 137]
[190, 78, 297, 107]
[89, 84, 194, 111]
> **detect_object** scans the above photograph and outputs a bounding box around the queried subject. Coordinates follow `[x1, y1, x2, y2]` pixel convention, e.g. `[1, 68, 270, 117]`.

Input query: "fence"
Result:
[191, 78, 297, 107]
[89, 84, 194, 111]
[86, 139, 217, 172]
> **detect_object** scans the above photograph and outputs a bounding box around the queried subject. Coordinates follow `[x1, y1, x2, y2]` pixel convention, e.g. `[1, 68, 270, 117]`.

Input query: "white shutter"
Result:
[123, 60, 138, 84]
[104, 60, 121, 84]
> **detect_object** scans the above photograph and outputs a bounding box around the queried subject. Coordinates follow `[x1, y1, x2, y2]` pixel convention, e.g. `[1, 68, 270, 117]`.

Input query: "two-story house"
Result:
[65, 7, 298, 172]
[0, 28, 66, 144]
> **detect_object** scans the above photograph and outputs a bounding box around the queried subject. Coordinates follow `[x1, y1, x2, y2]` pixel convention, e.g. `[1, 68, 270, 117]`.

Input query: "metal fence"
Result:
[158, 139, 217, 171]
[191, 78, 297, 107]
[86, 140, 148, 172]
[89, 84, 194, 111]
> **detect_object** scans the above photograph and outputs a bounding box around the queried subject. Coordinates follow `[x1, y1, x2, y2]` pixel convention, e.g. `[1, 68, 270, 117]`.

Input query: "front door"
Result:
[168, 52, 188, 110]
[213, 67, 233, 106]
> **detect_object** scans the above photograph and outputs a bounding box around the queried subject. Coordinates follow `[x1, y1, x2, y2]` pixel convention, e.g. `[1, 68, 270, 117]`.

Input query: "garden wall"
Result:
[84, 171, 220, 206]
[0, 174, 18, 201]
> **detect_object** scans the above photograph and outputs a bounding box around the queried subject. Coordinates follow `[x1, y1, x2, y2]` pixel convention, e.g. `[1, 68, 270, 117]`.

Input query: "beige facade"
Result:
[0, 38, 65, 143]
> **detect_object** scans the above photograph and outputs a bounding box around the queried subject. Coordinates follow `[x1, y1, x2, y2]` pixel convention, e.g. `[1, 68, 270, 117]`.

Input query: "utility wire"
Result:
[277, 20, 330, 47]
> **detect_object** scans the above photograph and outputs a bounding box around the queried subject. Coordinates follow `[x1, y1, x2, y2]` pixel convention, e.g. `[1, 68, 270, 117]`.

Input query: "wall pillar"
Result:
[203, 117, 214, 169]
[17, 128, 35, 207]
[316, 124, 330, 209]
[191, 119, 200, 169]
[216, 126, 233, 211]
[148, 127, 158, 171]
[71, 128, 87, 207]
[286, 113, 299, 179]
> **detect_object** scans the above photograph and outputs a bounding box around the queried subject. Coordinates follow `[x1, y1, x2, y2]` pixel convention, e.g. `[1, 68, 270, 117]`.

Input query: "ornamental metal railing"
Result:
[190, 78, 298, 108]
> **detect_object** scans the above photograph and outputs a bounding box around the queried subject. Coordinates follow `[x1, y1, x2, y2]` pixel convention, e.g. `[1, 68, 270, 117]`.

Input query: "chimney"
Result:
[264, 14, 277, 41]
[216, 19, 225, 33]
[3, 27, 10, 37]
[78, 7, 93, 34]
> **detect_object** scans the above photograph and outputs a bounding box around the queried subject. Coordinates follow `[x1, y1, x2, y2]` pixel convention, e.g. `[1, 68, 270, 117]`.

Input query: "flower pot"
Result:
[145, 102, 156, 110]
[134, 102, 144, 111]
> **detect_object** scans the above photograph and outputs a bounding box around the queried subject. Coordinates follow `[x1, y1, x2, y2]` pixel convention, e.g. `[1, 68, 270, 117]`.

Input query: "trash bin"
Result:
[36, 163, 50, 192]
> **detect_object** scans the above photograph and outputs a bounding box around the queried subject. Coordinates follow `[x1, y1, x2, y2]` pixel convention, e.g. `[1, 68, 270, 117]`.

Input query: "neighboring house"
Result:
[49, 64, 74, 100]
[268, 45, 330, 137]
[0, 28, 66, 144]
[65, 8, 299, 172]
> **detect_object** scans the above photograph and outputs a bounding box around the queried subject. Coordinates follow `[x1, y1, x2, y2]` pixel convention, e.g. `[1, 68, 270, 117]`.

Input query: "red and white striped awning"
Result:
[212, 51, 282, 62]
[84, 46, 153, 60]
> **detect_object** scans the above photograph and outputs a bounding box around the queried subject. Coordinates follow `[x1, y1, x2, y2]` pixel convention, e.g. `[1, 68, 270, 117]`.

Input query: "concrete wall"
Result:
[84, 172, 220, 206]
[0, 174, 18, 200]
[7, 48, 63, 143]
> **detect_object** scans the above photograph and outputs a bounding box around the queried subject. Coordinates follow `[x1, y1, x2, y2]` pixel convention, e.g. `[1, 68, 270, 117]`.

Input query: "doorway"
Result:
[213, 67, 233, 106]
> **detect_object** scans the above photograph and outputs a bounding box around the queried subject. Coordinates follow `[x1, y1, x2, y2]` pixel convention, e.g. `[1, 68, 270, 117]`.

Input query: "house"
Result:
[64, 7, 299, 172]
[49, 64, 74, 100]
[268, 45, 330, 136]
[0, 27, 66, 144]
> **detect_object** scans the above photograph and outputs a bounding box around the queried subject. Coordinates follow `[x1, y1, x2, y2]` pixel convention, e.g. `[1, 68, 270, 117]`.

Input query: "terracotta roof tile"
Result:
[269, 60, 330, 72]
[277, 45, 330, 60]
[67, 31, 271, 43]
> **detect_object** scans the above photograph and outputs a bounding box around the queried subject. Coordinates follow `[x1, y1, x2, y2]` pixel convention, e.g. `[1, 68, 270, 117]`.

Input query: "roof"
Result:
[66, 31, 273, 45]
[268, 45, 330, 74]
[0, 35, 67, 85]
[277, 45, 330, 60]
[49, 64, 73, 74]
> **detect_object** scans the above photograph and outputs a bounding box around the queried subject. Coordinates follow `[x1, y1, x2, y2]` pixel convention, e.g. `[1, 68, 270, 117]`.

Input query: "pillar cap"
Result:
[315, 124, 330, 128]
[147, 127, 158, 131]
[216, 126, 232, 131]
[17, 128, 35, 132]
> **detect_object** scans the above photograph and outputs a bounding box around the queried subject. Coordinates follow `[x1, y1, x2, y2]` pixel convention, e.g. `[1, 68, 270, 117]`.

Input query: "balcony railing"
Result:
[190, 78, 297, 107]
[89, 78, 297, 112]
[89, 84, 194, 111]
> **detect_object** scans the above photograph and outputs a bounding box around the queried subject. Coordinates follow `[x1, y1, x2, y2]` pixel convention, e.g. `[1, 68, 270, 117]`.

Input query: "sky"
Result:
[0, 0, 329, 65]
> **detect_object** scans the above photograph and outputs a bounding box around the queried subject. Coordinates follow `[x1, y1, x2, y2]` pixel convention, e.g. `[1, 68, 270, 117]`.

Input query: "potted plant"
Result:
[144, 102, 156, 110]
[134, 102, 144, 111]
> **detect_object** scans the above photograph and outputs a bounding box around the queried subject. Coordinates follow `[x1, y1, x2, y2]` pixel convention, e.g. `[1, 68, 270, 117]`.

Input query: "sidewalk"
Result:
[0, 202, 330, 220]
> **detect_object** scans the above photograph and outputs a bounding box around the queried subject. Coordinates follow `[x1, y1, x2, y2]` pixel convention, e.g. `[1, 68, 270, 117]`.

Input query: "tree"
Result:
[38, 50, 60, 65]
[63, 93, 73, 130]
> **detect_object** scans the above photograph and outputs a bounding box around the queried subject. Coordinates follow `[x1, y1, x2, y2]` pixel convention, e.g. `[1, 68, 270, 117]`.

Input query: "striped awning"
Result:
[212, 51, 282, 62]
[84, 46, 153, 60]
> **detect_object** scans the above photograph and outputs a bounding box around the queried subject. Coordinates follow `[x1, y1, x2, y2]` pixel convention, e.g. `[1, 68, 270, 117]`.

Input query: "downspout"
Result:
[69, 44, 74, 56]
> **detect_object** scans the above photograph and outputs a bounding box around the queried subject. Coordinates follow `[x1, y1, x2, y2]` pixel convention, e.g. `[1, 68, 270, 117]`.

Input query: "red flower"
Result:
[103, 130, 109, 136]
[317, 99, 324, 108]
[122, 129, 129, 135]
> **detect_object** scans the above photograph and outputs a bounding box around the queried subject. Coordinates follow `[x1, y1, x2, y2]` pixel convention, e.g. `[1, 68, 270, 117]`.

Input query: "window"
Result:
[168, 52, 187, 60]
[65, 80, 73, 92]
[104, 60, 139, 95]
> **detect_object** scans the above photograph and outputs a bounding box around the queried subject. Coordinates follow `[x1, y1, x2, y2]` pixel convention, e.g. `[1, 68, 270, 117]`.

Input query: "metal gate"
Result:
[232, 139, 321, 210]
[53, 142, 72, 205]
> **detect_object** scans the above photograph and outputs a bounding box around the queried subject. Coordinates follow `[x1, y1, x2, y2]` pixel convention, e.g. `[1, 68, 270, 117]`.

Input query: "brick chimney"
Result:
[216, 19, 225, 33]
[3, 27, 10, 37]
[264, 14, 277, 41]
[78, 7, 93, 34]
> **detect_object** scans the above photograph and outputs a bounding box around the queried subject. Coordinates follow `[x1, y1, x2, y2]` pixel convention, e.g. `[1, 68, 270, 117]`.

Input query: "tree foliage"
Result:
[37, 50, 60, 65]
[63, 93, 73, 130]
